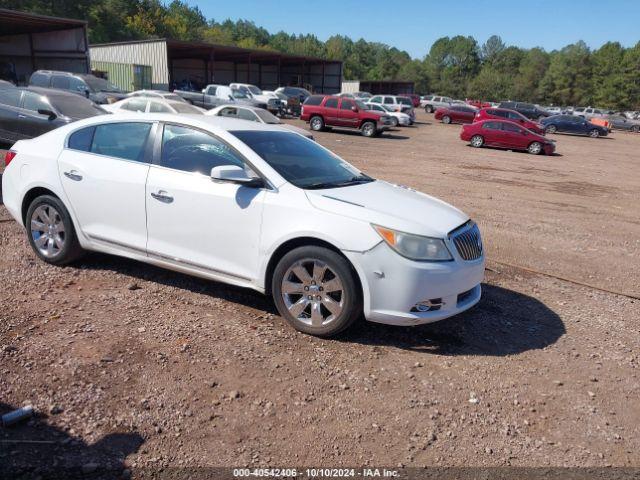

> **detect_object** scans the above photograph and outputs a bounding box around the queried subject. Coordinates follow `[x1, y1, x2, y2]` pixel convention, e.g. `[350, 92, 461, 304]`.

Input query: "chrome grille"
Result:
[451, 222, 483, 261]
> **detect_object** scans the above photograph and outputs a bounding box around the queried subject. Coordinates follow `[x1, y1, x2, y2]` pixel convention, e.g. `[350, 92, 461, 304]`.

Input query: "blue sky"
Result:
[193, 0, 640, 58]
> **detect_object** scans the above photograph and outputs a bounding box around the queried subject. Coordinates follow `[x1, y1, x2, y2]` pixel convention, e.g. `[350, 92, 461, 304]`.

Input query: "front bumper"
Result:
[543, 143, 556, 155]
[344, 241, 485, 326]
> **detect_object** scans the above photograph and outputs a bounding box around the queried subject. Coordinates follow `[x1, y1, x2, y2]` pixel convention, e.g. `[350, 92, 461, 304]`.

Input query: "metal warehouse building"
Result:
[0, 9, 89, 84]
[90, 39, 343, 93]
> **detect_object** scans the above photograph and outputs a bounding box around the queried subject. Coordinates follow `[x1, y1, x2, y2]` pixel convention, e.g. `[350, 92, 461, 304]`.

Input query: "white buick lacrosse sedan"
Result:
[2, 114, 484, 336]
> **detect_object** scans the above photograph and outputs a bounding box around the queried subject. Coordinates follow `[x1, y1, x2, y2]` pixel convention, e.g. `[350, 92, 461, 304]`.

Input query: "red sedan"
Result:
[460, 119, 556, 155]
[434, 105, 477, 124]
[475, 108, 545, 135]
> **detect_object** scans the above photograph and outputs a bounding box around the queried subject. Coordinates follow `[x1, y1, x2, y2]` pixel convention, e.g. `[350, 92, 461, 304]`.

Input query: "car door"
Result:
[337, 98, 359, 127]
[502, 122, 526, 148]
[18, 91, 57, 139]
[323, 97, 339, 125]
[145, 122, 266, 281]
[481, 121, 504, 146]
[0, 88, 22, 143]
[57, 121, 154, 251]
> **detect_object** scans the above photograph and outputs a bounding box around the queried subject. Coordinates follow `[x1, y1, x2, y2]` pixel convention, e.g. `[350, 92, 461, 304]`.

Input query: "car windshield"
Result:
[163, 94, 184, 102]
[231, 130, 374, 189]
[50, 96, 107, 118]
[254, 109, 281, 124]
[82, 76, 122, 93]
[172, 102, 203, 114]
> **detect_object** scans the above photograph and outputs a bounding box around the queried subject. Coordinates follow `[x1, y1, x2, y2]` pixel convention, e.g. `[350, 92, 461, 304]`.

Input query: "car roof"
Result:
[26, 86, 88, 99]
[66, 112, 294, 134]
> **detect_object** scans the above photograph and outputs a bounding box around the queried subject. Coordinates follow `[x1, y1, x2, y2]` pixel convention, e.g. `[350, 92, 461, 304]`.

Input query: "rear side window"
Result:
[483, 121, 502, 130]
[91, 122, 152, 162]
[0, 89, 20, 107]
[51, 76, 71, 90]
[160, 124, 245, 174]
[324, 98, 338, 108]
[68, 126, 95, 151]
[383, 97, 394, 105]
[29, 72, 49, 87]
[303, 95, 323, 106]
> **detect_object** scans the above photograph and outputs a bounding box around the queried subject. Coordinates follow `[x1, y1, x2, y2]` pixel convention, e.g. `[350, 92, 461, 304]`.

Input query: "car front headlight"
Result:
[373, 225, 452, 261]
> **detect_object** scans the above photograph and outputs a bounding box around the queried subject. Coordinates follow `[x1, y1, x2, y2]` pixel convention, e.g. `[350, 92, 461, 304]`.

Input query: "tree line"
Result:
[4, 0, 639, 109]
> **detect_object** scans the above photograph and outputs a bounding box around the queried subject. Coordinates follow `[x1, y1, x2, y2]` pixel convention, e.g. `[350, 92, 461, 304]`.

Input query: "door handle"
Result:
[150, 190, 174, 203]
[18, 114, 27, 119]
[63, 170, 83, 181]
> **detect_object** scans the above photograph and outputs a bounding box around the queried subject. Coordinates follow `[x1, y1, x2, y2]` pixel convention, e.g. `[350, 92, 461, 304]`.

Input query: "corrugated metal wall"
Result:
[90, 40, 169, 90]
[341, 81, 360, 93]
[91, 61, 152, 92]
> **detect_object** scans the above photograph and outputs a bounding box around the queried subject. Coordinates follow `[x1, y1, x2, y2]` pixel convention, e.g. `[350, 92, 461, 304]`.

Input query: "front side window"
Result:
[507, 111, 523, 120]
[91, 122, 152, 161]
[160, 124, 245, 175]
[502, 123, 522, 133]
[148, 101, 172, 113]
[231, 130, 372, 190]
[121, 98, 147, 112]
[383, 97, 394, 104]
[51, 76, 71, 90]
[29, 73, 49, 87]
[22, 92, 50, 112]
[340, 99, 355, 110]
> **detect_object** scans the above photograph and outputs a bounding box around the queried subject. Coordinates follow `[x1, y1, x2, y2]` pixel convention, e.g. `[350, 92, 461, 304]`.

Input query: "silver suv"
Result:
[422, 95, 453, 113]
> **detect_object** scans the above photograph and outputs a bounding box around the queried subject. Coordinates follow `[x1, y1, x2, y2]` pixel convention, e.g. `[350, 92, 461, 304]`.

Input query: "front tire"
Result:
[361, 121, 376, 137]
[589, 128, 600, 138]
[470, 135, 484, 148]
[309, 116, 325, 132]
[442, 115, 451, 124]
[545, 124, 557, 134]
[272, 246, 362, 337]
[26, 195, 84, 265]
[425, 105, 434, 113]
[528, 141, 543, 155]
[632, 125, 640, 133]
[390, 117, 399, 127]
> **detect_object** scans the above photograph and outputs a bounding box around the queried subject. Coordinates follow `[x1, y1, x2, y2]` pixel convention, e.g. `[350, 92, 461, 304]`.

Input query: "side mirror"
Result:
[211, 165, 264, 188]
[351, 106, 358, 112]
[37, 109, 57, 120]
[202, 89, 206, 93]
[84, 89, 90, 98]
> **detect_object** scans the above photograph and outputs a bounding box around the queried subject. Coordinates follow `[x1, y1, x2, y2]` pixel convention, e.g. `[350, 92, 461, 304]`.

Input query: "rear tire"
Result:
[390, 117, 399, 127]
[442, 115, 451, 124]
[310, 116, 325, 132]
[631, 125, 639, 133]
[26, 195, 84, 266]
[272, 246, 362, 337]
[361, 121, 376, 137]
[589, 128, 600, 138]
[470, 135, 484, 148]
[528, 141, 543, 155]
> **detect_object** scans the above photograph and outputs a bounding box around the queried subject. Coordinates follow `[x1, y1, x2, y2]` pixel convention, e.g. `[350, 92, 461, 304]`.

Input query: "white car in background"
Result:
[422, 95, 453, 112]
[367, 95, 415, 123]
[206, 104, 313, 139]
[366, 103, 411, 126]
[103, 96, 205, 114]
[2, 114, 484, 337]
[127, 90, 188, 103]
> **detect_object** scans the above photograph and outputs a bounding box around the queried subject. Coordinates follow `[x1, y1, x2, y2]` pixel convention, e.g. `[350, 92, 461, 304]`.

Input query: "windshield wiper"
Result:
[304, 176, 374, 190]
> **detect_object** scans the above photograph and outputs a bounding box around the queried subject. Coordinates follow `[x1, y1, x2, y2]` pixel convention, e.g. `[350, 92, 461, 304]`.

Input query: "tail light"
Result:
[4, 150, 17, 167]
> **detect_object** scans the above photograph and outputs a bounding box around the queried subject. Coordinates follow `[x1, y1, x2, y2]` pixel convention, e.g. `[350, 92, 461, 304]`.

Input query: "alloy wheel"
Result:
[281, 259, 344, 328]
[471, 135, 484, 148]
[30, 204, 65, 258]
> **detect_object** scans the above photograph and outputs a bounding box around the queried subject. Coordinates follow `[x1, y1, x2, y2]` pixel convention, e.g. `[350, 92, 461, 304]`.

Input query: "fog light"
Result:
[411, 299, 444, 313]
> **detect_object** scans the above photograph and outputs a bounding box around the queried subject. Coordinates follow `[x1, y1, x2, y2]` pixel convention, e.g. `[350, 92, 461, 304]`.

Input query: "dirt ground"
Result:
[1, 111, 639, 479]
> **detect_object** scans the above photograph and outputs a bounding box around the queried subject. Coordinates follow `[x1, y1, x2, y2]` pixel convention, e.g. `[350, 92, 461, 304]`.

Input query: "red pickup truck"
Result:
[301, 95, 393, 137]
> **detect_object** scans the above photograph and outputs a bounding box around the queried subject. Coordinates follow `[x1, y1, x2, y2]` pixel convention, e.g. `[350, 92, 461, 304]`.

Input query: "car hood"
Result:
[305, 180, 468, 238]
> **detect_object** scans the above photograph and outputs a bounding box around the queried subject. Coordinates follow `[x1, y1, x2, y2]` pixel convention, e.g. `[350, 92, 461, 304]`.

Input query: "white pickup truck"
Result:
[229, 83, 283, 114]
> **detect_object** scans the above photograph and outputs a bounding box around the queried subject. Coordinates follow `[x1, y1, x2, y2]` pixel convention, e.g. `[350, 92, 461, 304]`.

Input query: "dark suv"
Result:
[498, 101, 550, 121]
[29, 70, 127, 104]
[301, 95, 393, 137]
